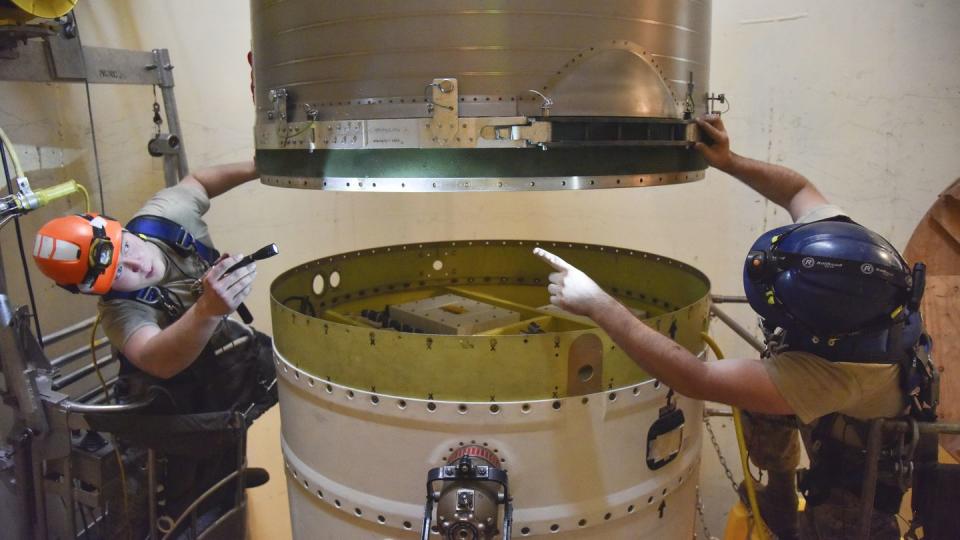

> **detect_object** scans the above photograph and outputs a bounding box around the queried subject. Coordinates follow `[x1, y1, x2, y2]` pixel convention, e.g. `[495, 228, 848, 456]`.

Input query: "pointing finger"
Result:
[533, 247, 571, 272]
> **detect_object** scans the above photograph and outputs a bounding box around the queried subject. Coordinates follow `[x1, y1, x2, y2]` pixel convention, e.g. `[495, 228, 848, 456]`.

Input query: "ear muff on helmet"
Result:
[743, 219, 918, 339]
[33, 213, 122, 295]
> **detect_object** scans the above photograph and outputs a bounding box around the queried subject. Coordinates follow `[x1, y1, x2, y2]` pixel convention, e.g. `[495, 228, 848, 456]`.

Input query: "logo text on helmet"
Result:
[801, 257, 815, 269]
[860, 263, 875, 275]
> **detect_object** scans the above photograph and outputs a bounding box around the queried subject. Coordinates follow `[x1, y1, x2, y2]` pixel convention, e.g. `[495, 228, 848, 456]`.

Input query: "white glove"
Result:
[533, 247, 611, 318]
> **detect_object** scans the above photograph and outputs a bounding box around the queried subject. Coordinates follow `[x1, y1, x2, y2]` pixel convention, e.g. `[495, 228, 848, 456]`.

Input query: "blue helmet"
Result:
[743, 218, 926, 359]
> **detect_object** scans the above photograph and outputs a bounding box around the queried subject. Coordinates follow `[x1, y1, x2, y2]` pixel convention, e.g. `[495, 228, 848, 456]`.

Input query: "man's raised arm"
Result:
[695, 115, 830, 222]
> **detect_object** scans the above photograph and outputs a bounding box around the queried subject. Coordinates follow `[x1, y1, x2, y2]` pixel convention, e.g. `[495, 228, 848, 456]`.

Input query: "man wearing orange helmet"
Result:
[34, 161, 267, 388]
[33, 161, 276, 525]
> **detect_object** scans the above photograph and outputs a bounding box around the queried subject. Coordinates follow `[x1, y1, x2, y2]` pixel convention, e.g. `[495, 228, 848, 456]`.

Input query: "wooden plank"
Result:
[920, 276, 960, 462]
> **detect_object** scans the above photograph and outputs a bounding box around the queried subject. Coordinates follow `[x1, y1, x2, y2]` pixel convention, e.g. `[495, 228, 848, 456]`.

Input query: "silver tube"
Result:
[885, 420, 960, 436]
[59, 396, 155, 414]
[709, 305, 764, 353]
[50, 337, 110, 369]
[710, 294, 749, 304]
[42, 316, 97, 346]
[153, 49, 188, 184]
[51, 354, 114, 390]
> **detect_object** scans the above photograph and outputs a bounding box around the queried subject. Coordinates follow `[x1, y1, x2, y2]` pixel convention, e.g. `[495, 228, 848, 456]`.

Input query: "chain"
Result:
[703, 415, 739, 493]
[152, 85, 163, 136]
[695, 486, 718, 540]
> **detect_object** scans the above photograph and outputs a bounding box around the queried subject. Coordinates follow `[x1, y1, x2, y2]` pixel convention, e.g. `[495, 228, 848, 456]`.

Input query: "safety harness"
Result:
[776, 325, 941, 514]
[103, 215, 219, 317]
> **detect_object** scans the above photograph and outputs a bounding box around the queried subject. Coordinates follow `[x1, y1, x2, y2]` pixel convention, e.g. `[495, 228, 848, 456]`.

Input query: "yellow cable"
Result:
[75, 182, 91, 213]
[700, 331, 770, 540]
[0, 123, 25, 178]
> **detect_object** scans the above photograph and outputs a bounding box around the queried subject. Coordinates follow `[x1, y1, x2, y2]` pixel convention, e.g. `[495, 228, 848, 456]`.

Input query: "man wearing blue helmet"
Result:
[534, 115, 936, 539]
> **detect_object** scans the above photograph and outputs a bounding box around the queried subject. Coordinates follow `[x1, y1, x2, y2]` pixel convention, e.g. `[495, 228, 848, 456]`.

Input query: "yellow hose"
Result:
[0, 123, 25, 179]
[700, 331, 770, 540]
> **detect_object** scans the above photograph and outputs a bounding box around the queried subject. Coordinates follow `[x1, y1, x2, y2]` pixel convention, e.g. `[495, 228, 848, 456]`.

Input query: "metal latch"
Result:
[268, 88, 289, 123]
[479, 120, 551, 148]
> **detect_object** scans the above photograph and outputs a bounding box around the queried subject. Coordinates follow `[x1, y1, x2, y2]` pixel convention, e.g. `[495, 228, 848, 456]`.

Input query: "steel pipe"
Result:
[709, 304, 764, 353]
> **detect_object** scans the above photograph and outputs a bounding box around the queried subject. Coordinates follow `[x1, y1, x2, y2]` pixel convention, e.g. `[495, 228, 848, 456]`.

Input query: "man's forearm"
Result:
[590, 297, 708, 399]
[189, 161, 259, 198]
[130, 306, 221, 379]
[722, 153, 813, 210]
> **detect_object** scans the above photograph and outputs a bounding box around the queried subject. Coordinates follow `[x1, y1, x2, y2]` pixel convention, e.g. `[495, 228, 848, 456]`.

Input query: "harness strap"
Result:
[126, 215, 219, 264]
[103, 215, 219, 311]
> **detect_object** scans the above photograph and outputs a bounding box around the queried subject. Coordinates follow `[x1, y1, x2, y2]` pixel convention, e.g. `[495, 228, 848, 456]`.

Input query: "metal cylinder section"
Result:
[271, 240, 711, 538]
[251, 1, 712, 191]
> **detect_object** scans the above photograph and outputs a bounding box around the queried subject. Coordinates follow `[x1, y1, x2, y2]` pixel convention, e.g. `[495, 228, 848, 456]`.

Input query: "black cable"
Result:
[0, 140, 44, 346]
[73, 12, 106, 214]
[83, 80, 106, 214]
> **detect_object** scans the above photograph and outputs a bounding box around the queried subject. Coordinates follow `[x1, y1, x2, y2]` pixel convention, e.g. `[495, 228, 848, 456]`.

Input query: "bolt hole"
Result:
[552, 401, 562, 410]
[578, 364, 594, 382]
[397, 399, 407, 409]
[489, 404, 501, 414]
[427, 402, 437, 412]
[521, 403, 531, 413]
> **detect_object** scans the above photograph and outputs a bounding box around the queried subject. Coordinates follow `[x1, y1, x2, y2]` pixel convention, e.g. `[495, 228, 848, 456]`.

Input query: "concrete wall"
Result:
[1, 0, 958, 537]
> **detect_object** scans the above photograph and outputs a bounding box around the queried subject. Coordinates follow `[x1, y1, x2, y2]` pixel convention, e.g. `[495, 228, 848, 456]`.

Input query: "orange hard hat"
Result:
[33, 213, 122, 294]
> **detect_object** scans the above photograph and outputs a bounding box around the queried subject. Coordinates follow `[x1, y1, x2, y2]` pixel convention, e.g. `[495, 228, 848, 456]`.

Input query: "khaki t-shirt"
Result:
[763, 351, 907, 425]
[98, 182, 213, 349]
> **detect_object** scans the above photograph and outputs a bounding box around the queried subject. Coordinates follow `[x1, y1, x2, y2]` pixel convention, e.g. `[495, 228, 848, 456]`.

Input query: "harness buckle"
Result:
[175, 228, 195, 251]
[135, 286, 164, 305]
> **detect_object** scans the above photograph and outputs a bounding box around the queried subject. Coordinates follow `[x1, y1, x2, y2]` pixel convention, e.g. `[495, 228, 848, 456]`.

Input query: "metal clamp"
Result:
[426, 78, 459, 146]
[268, 87, 289, 123]
[478, 119, 551, 148]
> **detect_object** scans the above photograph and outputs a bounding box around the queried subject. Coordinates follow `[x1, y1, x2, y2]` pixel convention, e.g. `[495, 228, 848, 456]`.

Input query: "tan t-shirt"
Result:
[761, 203, 906, 425]
[762, 351, 906, 425]
[98, 182, 213, 349]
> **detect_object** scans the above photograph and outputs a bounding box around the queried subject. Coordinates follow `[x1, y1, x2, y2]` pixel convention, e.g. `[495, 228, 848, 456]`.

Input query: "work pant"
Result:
[742, 412, 900, 540]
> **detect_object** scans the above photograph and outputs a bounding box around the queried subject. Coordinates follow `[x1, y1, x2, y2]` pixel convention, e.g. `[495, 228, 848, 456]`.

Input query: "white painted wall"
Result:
[1, 0, 958, 536]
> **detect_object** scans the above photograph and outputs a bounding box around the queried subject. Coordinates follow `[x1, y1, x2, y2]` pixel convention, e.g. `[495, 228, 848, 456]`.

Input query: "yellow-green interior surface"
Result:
[270, 240, 711, 401]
